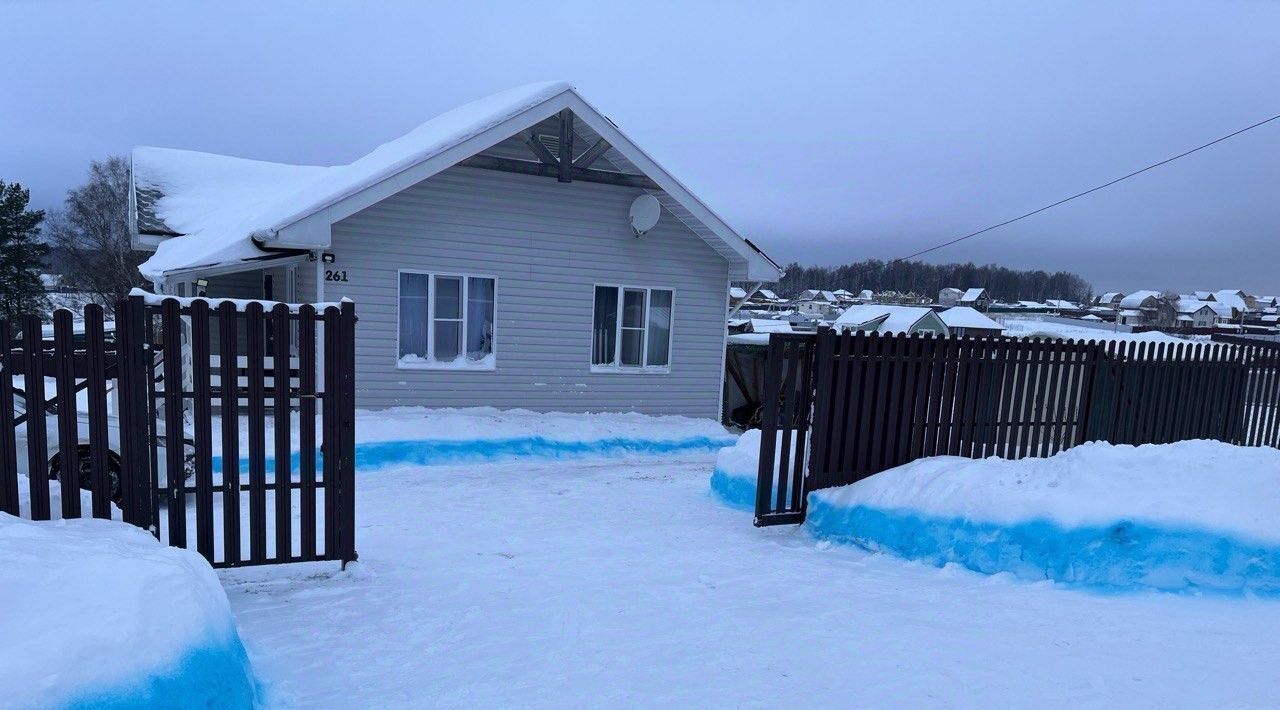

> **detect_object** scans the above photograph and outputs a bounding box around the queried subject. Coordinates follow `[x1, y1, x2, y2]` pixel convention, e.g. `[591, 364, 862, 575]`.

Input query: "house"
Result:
[1096, 292, 1125, 308]
[1043, 299, 1079, 311]
[938, 287, 963, 306]
[792, 290, 841, 318]
[855, 289, 874, 302]
[957, 287, 990, 310]
[128, 82, 782, 418]
[1206, 289, 1252, 321]
[833, 305, 949, 336]
[1117, 290, 1161, 325]
[1175, 299, 1219, 329]
[832, 289, 857, 304]
[937, 307, 1004, 337]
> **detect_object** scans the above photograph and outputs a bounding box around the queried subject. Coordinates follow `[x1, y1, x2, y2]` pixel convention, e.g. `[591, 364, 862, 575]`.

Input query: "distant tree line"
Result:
[776, 259, 1093, 303]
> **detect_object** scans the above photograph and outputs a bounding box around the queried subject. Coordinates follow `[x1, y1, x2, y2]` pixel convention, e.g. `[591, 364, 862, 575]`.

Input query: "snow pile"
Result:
[0, 515, 258, 708]
[709, 429, 804, 510]
[710, 429, 762, 509]
[213, 407, 735, 473]
[806, 441, 1280, 595]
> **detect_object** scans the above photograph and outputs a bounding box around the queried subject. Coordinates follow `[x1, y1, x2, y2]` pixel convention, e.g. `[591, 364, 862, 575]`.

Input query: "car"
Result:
[9, 383, 193, 504]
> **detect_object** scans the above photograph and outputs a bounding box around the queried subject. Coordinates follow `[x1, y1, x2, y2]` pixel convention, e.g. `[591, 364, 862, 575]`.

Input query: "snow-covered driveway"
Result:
[221, 453, 1280, 708]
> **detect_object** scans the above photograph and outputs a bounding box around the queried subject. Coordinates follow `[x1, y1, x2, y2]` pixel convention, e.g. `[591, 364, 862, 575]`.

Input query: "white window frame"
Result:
[396, 269, 498, 372]
[590, 283, 675, 374]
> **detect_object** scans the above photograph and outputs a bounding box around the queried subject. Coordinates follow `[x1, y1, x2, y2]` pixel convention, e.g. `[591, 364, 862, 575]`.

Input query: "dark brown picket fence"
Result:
[0, 294, 358, 568]
[755, 330, 1280, 526]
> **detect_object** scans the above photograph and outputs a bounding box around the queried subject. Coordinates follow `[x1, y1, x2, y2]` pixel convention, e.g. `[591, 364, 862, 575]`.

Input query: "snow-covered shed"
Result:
[834, 305, 949, 336]
[128, 82, 781, 417]
[957, 288, 990, 309]
[938, 307, 1004, 337]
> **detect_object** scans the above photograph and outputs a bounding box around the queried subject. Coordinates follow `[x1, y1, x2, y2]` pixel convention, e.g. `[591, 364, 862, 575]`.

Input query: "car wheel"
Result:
[49, 445, 124, 503]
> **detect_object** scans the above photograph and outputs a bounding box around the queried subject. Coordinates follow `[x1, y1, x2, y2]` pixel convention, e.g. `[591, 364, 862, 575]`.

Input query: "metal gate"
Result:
[0, 293, 358, 568]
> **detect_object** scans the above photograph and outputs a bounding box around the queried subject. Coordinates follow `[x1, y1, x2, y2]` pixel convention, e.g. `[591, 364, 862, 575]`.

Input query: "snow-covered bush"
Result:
[807, 441, 1280, 595]
[0, 514, 258, 708]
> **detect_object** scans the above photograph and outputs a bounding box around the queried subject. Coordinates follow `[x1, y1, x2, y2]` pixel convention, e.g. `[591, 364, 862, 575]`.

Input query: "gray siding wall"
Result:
[297, 165, 730, 417]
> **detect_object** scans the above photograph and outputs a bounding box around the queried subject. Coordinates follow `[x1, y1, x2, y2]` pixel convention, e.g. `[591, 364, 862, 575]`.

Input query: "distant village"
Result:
[728, 285, 1280, 339]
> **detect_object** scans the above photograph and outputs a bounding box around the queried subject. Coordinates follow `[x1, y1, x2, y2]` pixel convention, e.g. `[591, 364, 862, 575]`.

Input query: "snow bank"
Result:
[0, 515, 257, 708]
[709, 429, 805, 510]
[710, 430, 762, 509]
[212, 407, 735, 473]
[807, 441, 1280, 595]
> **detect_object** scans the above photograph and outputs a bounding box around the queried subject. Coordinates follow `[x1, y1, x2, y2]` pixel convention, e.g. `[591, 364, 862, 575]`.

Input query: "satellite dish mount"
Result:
[628, 194, 661, 237]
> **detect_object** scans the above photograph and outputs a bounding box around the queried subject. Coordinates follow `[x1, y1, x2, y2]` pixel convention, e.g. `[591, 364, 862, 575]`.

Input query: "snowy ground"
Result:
[222, 452, 1280, 709]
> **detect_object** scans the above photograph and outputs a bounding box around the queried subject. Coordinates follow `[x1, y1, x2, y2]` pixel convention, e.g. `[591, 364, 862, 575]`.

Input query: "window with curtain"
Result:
[398, 272, 496, 369]
[591, 285, 673, 371]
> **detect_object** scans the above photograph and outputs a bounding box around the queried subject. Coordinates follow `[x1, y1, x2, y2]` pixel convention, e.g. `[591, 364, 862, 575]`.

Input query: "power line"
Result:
[883, 111, 1280, 266]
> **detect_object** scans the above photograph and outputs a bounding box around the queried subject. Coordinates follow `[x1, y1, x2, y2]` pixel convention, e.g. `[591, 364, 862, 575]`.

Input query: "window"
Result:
[399, 272, 495, 369]
[592, 285, 673, 371]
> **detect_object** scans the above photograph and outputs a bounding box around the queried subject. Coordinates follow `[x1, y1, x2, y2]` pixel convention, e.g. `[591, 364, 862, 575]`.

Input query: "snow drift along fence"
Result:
[0, 295, 358, 569]
[755, 331, 1280, 526]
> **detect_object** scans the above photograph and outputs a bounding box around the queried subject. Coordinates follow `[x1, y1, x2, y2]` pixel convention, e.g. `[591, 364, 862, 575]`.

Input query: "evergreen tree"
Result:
[0, 180, 50, 320]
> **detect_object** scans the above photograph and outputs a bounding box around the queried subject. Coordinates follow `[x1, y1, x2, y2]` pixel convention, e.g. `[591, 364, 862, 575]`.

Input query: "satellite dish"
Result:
[628, 194, 661, 237]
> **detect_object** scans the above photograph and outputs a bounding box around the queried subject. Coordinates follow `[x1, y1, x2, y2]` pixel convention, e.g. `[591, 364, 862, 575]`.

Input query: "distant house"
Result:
[938, 306, 1004, 337]
[1175, 299, 1219, 329]
[834, 305, 949, 336]
[938, 287, 963, 306]
[1206, 290, 1252, 321]
[1044, 299, 1078, 311]
[832, 289, 857, 304]
[792, 289, 841, 318]
[855, 289, 874, 302]
[1096, 292, 1125, 308]
[1118, 290, 1161, 325]
[128, 82, 782, 418]
[957, 287, 990, 310]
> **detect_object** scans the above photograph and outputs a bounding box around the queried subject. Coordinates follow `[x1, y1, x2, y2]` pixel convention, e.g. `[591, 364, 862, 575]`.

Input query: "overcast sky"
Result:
[3, 0, 1278, 294]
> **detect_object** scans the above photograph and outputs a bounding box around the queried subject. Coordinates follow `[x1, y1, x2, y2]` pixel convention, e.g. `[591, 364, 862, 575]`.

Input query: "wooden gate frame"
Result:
[0, 295, 357, 569]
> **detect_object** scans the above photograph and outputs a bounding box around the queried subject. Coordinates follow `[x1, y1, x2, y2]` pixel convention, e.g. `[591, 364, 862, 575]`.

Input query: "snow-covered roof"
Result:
[959, 288, 987, 302]
[1119, 290, 1161, 309]
[1044, 299, 1078, 309]
[1017, 300, 1047, 309]
[1099, 291, 1123, 302]
[1175, 298, 1215, 315]
[798, 289, 837, 302]
[834, 305, 944, 334]
[748, 319, 792, 333]
[729, 286, 748, 300]
[857, 289, 873, 300]
[938, 306, 1004, 331]
[1209, 290, 1248, 313]
[132, 81, 781, 282]
[1081, 314, 1103, 321]
[756, 289, 780, 301]
[1193, 290, 1213, 300]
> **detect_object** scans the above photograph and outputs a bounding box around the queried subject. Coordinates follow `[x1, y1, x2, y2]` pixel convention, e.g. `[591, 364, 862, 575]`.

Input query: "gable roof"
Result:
[959, 287, 987, 302]
[1209, 289, 1248, 313]
[834, 304, 947, 334]
[938, 306, 1003, 331]
[1119, 290, 1161, 309]
[131, 81, 781, 282]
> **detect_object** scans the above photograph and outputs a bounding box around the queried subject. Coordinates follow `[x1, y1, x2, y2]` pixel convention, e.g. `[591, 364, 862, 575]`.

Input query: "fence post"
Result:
[115, 295, 153, 530]
[0, 319, 17, 515]
[337, 300, 358, 566]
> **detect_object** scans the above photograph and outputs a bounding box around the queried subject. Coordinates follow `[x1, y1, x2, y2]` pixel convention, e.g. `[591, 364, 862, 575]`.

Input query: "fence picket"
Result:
[0, 320, 17, 515]
[22, 315, 50, 520]
[245, 301, 267, 563]
[218, 302, 241, 565]
[190, 300, 215, 561]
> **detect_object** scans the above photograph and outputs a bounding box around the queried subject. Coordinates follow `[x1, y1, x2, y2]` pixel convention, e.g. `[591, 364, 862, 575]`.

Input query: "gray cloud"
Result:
[3, 0, 1278, 293]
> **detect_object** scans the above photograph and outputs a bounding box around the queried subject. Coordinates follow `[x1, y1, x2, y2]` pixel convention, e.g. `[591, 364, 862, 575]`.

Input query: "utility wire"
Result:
[882, 111, 1280, 266]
